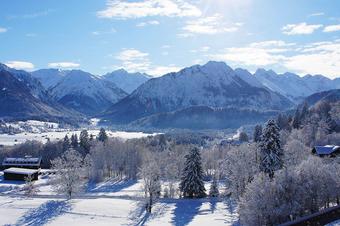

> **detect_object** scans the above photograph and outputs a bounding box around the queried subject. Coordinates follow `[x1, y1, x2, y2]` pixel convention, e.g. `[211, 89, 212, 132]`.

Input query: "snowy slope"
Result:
[102, 61, 293, 124]
[254, 69, 339, 102]
[102, 69, 151, 93]
[49, 70, 127, 115]
[31, 69, 67, 89]
[0, 63, 51, 102]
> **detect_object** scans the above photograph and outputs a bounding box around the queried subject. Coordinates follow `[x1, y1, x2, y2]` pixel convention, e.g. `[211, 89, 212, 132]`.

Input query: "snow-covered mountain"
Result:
[49, 70, 128, 115]
[254, 69, 340, 102]
[0, 68, 81, 122]
[0, 63, 50, 102]
[102, 69, 151, 93]
[102, 61, 293, 124]
[31, 69, 67, 89]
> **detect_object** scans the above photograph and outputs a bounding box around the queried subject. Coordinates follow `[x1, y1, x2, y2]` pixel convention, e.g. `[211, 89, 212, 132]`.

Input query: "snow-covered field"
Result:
[0, 173, 239, 226]
[0, 130, 158, 146]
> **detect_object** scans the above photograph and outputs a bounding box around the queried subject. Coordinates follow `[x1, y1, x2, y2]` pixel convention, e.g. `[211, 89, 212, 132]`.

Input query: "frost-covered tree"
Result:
[139, 154, 161, 213]
[259, 119, 283, 178]
[224, 143, 259, 199]
[209, 176, 219, 197]
[51, 148, 88, 199]
[253, 125, 262, 143]
[97, 128, 108, 142]
[180, 147, 206, 198]
[23, 174, 38, 197]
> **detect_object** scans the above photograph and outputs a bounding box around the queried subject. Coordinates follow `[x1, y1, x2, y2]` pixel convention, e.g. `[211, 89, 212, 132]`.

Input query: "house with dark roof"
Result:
[2, 156, 42, 170]
[4, 167, 39, 181]
[312, 145, 340, 157]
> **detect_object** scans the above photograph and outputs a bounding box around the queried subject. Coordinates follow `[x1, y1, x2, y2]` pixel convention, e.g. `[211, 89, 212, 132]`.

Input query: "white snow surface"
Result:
[0, 130, 159, 146]
[0, 173, 239, 226]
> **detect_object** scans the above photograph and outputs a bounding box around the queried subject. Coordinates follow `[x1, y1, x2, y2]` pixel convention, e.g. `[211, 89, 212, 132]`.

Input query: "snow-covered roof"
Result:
[313, 146, 340, 155]
[4, 167, 39, 175]
[2, 156, 42, 166]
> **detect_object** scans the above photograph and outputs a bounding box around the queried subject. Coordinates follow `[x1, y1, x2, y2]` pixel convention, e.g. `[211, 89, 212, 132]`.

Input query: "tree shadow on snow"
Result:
[172, 199, 203, 226]
[87, 178, 137, 193]
[209, 198, 218, 213]
[14, 200, 71, 226]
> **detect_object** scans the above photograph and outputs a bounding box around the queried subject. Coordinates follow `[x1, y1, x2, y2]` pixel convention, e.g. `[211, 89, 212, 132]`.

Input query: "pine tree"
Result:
[80, 130, 90, 153]
[209, 176, 219, 197]
[180, 147, 206, 198]
[239, 132, 249, 142]
[63, 135, 70, 151]
[71, 134, 78, 148]
[253, 125, 262, 143]
[97, 128, 108, 142]
[259, 119, 283, 178]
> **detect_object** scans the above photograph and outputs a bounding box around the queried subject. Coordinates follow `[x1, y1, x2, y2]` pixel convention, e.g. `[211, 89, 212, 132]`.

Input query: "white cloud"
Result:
[114, 48, 179, 76]
[323, 24, 340, 32]
[182, 14, 241, 35]
[5, 61, 34, 70]
[97, 0, 201, 19]
[0, 27, 7, 33]
[282, 22, 322, 35]
[48, 62, 80, 68]
[148, 65, 181, 76]
[136, 20, 160, 27]
[283, 40, 340, 78]
[209, 40, 290, 66]
[210, 39, 340, 78]
[116, 49, 149, 62]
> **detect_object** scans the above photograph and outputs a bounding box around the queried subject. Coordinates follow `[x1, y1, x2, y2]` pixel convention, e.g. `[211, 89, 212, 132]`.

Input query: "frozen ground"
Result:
[0, 130, 159, 146]
[0, 173, 239, 226]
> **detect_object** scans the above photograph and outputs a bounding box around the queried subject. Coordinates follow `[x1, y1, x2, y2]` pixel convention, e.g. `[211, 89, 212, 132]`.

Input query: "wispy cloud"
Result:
[92, 28, 117, 35]
[136, 20, 160, 27]
[308, 12, 324, 17]
[190, 46, 210, 53]
[282, 22, 322, 35]
[181, 14, 242, 35]
[5, 61, 34, 70]
[323, 24, 340, 32]
[0, 27, 7, 33]
[97, 0, 201, 19]
[7, 9, 54, 19]
[114, 48, 180, 76]
[48, 62, 80, 68]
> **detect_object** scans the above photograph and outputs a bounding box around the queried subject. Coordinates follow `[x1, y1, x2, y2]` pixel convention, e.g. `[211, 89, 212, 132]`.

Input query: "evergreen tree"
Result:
[292, 110, 301, 129]
[71, 134, 78, 148]
[63, 135, 70, 151]
[253, 125, 262, 143]
[209, 176, 219, 197]
[80, 130, 90, 152]
[97, 128, 108, 142]
[239, 132, 249, 142]
[180, 147, 206, 198]
[259, 119, 283, 178]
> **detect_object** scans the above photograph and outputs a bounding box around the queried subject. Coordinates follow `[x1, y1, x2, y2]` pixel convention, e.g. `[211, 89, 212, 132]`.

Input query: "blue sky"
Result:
[0, 0, 340, 78]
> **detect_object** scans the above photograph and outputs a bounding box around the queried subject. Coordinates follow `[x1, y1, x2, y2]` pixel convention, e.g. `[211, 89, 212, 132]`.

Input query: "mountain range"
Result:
[0, 64, 81, 123]
[1, 61, 340, 129]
